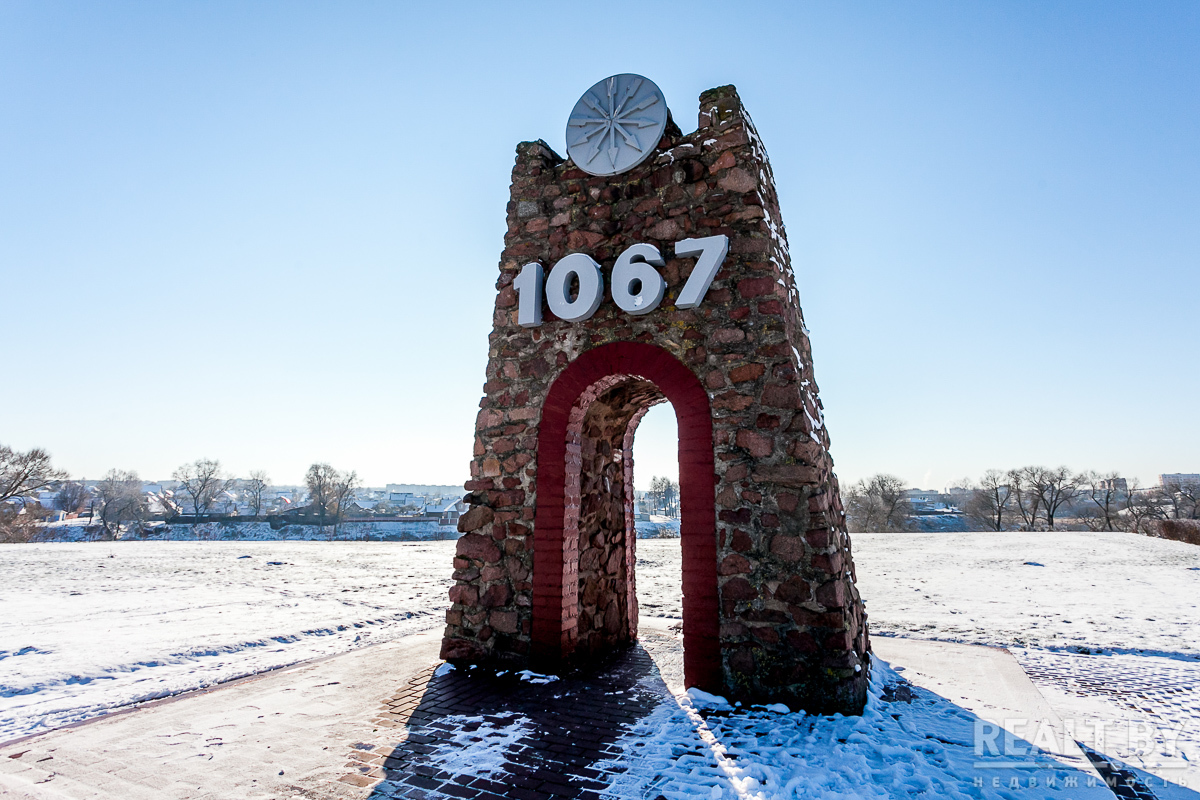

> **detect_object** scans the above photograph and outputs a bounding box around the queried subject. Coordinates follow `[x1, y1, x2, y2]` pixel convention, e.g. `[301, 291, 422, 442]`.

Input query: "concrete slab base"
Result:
[873, 636, 1107, 790]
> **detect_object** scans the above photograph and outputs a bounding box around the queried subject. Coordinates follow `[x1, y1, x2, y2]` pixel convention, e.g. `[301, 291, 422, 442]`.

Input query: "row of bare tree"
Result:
[1, 442, 360, 541]
[39, 461, 270, 539]
[84, 462, 359, 539]
[960, 468, 1200, 532]
[645, 476, 680, 517]
[845, 468, 1198, 533]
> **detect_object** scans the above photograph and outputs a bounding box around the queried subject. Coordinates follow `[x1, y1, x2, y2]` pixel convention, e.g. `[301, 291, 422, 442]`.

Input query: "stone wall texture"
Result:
[440, 84, 870, 714]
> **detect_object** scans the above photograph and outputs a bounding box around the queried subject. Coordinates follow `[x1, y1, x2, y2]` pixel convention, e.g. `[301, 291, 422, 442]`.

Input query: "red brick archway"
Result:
[530, 341, 721, 691]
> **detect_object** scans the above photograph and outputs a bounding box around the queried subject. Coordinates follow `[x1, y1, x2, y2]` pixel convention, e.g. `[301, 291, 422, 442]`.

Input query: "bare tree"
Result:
[0, 444, 67, 505]
[173, 458, 233, 522]
[55, 481, 89, 515]
[1080, 471, 1125, 532]
[845, 474, 910, 532]
[242, 470, 270, 517]
[1009, 467, 1045, 530]
[844, 481, 876, 532]
[96, 469, 147, 540]
[305, 463, 339, 534]
[1122, 479, 1163, 534]
[1159, 478, 1200, 521]
[963, 470, 1012, 531]
[331, 470, 361, 539]
[1033, 466, 1080, 530]
[648, 476, 680, 517]
[0, 502, 52, 543]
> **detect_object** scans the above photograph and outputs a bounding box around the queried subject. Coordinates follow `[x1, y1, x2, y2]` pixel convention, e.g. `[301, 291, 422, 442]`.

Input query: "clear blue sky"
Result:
[2, 2, 1196, 491]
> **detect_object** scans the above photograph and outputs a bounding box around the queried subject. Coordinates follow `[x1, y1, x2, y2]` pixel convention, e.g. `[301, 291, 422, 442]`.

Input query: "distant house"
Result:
[902, 489, 940, 505]
[1, 496, 38, 512]
[902, 488, 961, 516]
[146, 490, 180, 517]
[217, 489, 239, 515]
[633, 492, 650, 522]
[265, 489, 304, 512]
[426, 498, 465, 527]
[389, 491, 422, 507]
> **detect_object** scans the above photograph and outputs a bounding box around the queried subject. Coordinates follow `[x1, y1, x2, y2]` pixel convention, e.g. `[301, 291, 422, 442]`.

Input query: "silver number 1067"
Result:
[512, 234, 729, 328]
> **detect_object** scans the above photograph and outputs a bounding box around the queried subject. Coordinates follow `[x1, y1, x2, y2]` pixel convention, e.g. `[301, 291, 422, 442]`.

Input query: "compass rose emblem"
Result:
[566, 74, 669, 177]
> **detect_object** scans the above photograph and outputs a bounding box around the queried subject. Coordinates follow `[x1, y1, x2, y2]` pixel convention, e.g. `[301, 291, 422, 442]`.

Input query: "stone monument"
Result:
[440, 76, 870, 714]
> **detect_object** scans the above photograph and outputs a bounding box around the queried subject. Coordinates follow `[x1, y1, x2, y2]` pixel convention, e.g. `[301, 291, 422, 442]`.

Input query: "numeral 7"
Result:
[673, 235, 729, 309]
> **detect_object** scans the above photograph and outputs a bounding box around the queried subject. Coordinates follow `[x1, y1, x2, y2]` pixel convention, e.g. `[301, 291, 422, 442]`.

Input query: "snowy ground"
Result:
[3, 532, 1198, 797]
[637, 532, 1200, 797]
[0, 541, 455, 743]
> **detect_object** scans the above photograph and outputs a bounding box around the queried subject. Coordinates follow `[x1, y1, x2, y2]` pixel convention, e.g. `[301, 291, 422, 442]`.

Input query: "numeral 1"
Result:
[514, 262, 543, 328]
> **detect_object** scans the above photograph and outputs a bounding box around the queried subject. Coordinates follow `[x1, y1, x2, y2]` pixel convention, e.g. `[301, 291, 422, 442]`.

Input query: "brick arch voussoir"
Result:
[532, 342, 721, 691]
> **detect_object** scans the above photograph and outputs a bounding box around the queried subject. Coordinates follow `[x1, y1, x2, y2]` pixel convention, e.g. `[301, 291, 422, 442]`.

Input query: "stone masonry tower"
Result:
[440, 83, 869, 714]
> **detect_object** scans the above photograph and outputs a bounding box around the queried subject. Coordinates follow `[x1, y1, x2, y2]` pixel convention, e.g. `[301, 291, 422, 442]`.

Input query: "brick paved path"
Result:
[339, 629, 684, 800]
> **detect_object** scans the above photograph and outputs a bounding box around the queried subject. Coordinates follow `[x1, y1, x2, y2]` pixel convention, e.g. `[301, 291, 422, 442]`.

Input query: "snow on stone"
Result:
[515, 669, 559, 684]
[423, 713, 533, 779]
[686, 686, 733, 710]
[1016, 648, 1200, 798]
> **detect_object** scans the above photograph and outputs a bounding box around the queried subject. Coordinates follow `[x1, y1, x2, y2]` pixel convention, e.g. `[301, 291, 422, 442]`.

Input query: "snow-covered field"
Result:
[3, 531, 1199, 797]
[639, 531, 1200, 657]
[0, 541, 455, 742]
[851, 530, 1200, 658]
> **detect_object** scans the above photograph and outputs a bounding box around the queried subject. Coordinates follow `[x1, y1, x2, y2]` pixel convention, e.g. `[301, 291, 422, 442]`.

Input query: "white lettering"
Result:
[975, 720, 1003, 756]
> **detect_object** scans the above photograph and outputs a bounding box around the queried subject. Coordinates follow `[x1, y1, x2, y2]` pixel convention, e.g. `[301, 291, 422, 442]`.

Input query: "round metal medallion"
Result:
[566, 74, 668, 177]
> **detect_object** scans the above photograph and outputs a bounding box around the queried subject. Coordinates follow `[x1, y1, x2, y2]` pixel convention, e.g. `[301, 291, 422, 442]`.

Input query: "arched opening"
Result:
[531, 342, 720, 692]
[629, 402, 681, 623]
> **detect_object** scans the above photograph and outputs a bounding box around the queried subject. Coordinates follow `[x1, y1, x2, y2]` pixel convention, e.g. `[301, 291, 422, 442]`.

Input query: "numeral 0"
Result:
[515, 235, 728, 328]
